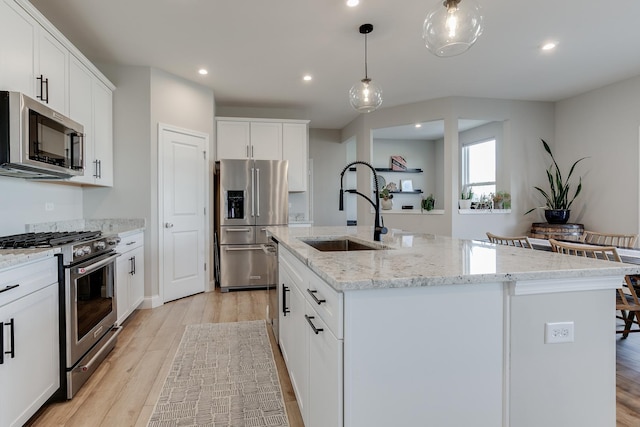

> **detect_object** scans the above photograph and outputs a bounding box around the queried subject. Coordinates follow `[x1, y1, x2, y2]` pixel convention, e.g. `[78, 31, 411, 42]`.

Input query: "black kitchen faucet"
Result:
[339, 161, 388, 242]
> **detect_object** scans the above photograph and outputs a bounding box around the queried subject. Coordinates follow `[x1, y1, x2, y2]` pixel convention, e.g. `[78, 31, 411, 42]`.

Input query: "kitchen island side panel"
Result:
[343, 283, 504, 427]
[509, 287, 616, 427]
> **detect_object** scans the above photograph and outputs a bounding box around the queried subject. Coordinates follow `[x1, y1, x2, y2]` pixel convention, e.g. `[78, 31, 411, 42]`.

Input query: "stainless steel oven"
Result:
[0, 231, 122, 399]
[65, 250, 120, 397]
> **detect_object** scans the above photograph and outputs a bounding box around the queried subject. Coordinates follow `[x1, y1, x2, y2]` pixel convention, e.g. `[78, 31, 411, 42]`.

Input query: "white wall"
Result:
[309, 128, 347, 226]
[0, 178, 83, 235]
[555, 74, 640, 237]
[88, 65, 215, 305]
[341, 97, 555, 239]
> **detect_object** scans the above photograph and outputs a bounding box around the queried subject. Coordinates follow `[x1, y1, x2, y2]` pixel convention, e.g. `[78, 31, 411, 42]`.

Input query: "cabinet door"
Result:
[115, 253, 130, 326]
[129, 245, 145, 311]
[37, 29, 68, 114]
[0, 0, 36, 96]
[68, 56, 95, 184]
[288, 282, 309, 425]
[217, 120, 250, 160]
[307, 302, 343, 427]
[0, 283, 59, 427]
[251, 122, 282, 160]
[92, 79, 113, 186]
[282, 123, 308, 192]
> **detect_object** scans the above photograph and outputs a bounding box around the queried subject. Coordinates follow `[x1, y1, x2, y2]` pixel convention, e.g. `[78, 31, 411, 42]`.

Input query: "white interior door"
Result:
[160, 125, 208, 303]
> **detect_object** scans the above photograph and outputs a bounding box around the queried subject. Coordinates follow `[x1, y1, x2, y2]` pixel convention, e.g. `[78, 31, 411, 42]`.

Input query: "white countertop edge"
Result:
[459, 209, 512, 214]
[0, 248, 59, 271]
[378, 209, 445, 215]
[509, 276, 623, 296]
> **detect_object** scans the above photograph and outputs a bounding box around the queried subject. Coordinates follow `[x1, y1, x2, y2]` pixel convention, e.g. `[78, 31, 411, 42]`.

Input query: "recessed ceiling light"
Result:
[415, 124, 422, 128]
[303, 75, 312, 82]
[346, 0, 359, 7]
[198, 69, 208, 75]
[541, 42, 557, 51]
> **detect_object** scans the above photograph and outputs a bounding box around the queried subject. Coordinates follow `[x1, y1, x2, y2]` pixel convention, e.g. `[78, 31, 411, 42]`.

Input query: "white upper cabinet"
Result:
[36, 28, 68, 114]
[216, 117, 309, 192]
[282, 122, 308, 192]
[216, 120, 251, 159]
[0, 0, 36, 96]
[0, 0, 115, 186]
[250, 122, 282, 160]
[68, 56, 94, 184]
[91, 79, 113, 186]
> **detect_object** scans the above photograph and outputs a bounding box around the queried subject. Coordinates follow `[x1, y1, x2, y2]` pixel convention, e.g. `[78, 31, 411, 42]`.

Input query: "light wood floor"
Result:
[27, 289, 303, 427]
[27, 289, 640, 427]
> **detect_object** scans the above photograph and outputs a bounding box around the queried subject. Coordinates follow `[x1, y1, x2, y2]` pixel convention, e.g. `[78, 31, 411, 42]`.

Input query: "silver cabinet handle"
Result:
[165, 223, 174, 228]
[256, 168, 260, 217]
[251, 167, 255, 217]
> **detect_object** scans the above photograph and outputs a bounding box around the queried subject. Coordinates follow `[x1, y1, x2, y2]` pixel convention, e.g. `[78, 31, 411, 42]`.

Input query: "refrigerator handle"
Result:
[251, 167, 255, 217]
[256, 168, 260, 217]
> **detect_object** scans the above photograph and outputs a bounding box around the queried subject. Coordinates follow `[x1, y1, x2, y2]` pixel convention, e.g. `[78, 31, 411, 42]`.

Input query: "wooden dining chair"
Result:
[549, 239, 640, 338]
[581, 230, 638, 248]
[618, 276, 640, 338]
[486, 232, 532, 249]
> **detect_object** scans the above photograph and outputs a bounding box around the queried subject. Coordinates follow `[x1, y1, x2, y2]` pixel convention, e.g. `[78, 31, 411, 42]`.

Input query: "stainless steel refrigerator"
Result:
[214, 159, 288, 292]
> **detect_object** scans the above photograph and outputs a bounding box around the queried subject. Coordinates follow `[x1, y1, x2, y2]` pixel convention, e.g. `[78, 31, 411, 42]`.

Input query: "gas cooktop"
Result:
[0, 231, 102, 249]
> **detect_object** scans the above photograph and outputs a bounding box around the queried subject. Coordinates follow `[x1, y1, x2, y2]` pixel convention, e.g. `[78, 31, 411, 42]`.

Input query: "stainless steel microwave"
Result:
[0, 91, 84, 179]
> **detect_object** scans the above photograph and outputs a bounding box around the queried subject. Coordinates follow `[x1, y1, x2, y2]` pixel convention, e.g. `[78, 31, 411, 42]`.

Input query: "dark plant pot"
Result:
[545, 209, 571, 224]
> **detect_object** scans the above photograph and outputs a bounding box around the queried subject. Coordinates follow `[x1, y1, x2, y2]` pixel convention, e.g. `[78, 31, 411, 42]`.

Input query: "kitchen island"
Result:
[266, 225, 640, 427]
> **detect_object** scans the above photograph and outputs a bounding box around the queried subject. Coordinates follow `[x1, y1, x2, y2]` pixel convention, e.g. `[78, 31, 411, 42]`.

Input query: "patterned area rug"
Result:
[147, 320, 290, 427]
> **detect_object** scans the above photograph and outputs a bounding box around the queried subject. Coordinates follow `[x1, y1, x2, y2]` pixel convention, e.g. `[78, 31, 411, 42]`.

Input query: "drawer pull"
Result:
[282, 285, 290, 316]
[1, 318, 15, 364]
[305, 315, 324, 334]
[0, 284, 19, 294]
[307, 289, 326, 305]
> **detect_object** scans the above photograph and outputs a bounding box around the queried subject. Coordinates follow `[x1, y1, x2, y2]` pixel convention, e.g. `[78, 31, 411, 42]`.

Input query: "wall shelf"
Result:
[348, 167, 423, 173]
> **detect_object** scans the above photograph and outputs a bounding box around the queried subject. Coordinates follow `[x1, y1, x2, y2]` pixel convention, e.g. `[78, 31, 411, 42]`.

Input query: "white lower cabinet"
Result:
[0, 257, 59, 427]
[116, 232, 145, 325]
[306, 301, 343, 427]
[278, 247, 343, 427]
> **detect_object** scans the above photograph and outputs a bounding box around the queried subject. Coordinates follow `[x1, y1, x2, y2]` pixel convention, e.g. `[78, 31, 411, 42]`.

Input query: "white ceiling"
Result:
[29, 0, 640, 130]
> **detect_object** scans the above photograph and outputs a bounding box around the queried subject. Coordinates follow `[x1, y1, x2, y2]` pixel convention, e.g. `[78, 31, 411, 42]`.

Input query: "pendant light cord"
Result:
[364, 33, 368, 80]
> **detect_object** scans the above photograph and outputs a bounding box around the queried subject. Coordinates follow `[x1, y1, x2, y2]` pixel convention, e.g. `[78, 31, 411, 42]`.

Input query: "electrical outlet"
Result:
[545, 321, 574, 344]
[45, 202, 54, 211]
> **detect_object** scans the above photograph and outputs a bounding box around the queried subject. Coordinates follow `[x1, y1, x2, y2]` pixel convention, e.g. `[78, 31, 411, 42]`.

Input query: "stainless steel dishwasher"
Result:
[262, 238, 279, 341]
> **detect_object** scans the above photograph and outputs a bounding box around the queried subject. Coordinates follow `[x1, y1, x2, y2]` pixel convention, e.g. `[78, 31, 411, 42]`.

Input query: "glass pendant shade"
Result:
[349, 78, 383, 113]
[349, 23, 382, 113]
[423, 0, 484, 57]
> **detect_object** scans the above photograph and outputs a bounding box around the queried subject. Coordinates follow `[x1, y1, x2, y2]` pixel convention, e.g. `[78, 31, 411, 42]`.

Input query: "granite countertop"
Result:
[0, 247, 59, 271]
[267, 225, 640, 292]
[26, 218, 146, 237]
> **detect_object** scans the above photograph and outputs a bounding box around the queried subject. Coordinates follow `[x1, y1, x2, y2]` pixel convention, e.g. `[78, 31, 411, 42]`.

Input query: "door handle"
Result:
[165, 223, 174, 228]
[282, 285, 290, 316]
[0, 319, 15, 364]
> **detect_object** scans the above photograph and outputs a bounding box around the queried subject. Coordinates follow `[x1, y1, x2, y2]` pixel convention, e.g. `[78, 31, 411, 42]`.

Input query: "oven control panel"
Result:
[71, 237, 116, 263]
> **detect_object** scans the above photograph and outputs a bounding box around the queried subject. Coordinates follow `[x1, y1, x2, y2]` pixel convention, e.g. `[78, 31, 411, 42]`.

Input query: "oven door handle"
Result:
[75, 253, 121, 275]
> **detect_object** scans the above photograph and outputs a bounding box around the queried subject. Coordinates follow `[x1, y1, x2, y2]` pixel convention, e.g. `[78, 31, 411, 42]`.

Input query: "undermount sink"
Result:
[300, 237, 386, 252]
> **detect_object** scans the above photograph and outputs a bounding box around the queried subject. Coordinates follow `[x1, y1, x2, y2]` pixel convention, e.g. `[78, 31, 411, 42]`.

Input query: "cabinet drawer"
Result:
[0, 256, 58, 307]
[280, 247, 343, 338]
[116, 232, 144, 252]
[303, 269, 343, 339]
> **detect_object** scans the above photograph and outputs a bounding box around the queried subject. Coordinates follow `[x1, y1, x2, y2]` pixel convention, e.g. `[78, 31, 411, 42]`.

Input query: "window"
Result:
[462, 138, 495, 198]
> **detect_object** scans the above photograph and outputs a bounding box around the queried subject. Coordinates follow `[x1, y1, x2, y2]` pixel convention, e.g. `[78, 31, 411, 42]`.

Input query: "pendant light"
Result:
[422, 0, 484, 57]
[349, 24, 383, 113]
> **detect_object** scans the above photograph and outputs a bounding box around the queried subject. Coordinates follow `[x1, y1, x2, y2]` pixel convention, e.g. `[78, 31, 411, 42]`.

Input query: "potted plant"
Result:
[380, 187, 394, 210]
[422, 194, 436, 212]
[491, 191, 511, 209]
[459, 187, 473, 209]
[525, 139, 588, 224]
